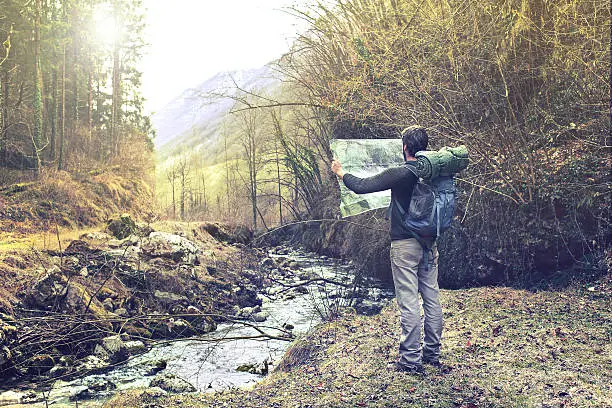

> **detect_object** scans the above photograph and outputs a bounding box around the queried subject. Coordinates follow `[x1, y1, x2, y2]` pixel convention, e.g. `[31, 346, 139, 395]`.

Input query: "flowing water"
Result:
[0, 248, 394, 407]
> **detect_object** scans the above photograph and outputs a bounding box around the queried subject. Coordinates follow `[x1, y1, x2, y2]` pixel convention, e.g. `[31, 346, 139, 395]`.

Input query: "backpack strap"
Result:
[393, 163, 418, 216]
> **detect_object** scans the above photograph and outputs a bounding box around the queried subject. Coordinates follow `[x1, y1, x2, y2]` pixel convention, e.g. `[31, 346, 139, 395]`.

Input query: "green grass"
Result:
[105, 279, 612, 407]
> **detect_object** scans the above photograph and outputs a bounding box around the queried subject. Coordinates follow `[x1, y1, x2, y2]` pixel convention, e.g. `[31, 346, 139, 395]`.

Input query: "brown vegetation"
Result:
[0, 219, 266, 387]
[260, 0, 611, 286]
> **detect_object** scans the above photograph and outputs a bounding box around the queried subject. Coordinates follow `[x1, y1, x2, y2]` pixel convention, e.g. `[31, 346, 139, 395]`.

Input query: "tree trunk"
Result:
[171, 178, 176, 219]
[96, 71, 103, 160]
[1, 67, 9, 150]
[49, 68, 57, 160]
[275, 139, 283, 225]
[180, 172, 186, 220]
[201, 174, 207, 210]
[33, 0, 43, 171]
[87, 52, 93, 148]
[110, 0, 121, 157]
[58, 44, 66, 171]
[224, 132, 230, 216]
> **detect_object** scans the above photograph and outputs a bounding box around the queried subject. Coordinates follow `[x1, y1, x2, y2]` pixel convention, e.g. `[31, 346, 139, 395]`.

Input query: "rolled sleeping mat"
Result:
[415, 154, 436, 180]
[415, 145, 469, 180]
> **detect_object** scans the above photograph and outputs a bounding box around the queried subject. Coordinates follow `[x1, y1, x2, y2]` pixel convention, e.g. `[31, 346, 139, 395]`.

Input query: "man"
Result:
[330, 126, 443, 374]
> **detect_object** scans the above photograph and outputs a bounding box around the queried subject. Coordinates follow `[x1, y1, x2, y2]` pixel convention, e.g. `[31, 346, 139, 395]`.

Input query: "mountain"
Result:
[151, 64, 283, 162]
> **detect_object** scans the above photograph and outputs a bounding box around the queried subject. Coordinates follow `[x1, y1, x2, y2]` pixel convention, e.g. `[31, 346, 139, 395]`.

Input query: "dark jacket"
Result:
[343, 160, 418, 241]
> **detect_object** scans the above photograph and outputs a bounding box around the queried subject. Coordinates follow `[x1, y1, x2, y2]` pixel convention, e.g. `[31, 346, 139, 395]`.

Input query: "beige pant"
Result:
[390, 238, 442, 366]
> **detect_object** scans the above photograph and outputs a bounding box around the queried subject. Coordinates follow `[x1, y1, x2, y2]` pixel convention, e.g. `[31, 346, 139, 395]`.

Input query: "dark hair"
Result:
[401, 125, 428, 158]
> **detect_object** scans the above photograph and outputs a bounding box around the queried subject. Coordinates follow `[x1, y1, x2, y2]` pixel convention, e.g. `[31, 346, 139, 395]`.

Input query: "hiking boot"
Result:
[423, 357, 453, 373]
[422, 357, 440, 366]
[388, 361, 425, 375]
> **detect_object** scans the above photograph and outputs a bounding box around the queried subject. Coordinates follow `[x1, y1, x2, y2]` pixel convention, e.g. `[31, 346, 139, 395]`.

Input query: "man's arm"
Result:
[343, 167, 412, 194]
[331, 159, 415, 194]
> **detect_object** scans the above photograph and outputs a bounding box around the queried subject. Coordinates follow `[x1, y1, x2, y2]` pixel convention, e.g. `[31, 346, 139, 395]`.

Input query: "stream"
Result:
[0, 247, 394, 407]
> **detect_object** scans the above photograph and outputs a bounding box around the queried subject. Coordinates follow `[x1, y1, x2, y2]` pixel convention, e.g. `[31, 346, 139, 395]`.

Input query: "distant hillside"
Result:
[152, 64, 283, 163]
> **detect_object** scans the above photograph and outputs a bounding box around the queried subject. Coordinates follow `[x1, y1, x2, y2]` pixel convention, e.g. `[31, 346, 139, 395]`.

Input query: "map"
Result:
[330, 138, 404, 217]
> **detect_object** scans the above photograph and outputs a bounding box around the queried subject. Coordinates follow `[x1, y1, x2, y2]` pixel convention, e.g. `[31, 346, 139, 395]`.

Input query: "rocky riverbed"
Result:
[0, 218, 394, 407]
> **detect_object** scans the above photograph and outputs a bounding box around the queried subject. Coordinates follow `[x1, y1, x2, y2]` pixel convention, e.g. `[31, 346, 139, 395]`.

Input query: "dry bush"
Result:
[281, 0, 610, 285]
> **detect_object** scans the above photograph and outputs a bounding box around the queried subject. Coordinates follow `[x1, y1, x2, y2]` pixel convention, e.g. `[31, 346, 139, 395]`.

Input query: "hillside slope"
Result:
[152, 64, 283, 162]
[0, 168, 155, 239]
[107, 279, 612, 407]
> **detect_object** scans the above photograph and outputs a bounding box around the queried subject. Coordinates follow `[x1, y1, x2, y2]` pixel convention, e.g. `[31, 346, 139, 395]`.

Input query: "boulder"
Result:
[0, 391, 24, 406]
[94, 335, 129, 364]
[106, 214, 137, 240]
[63, 256, 80, 268]
[259, 258, 276, 270]
[141, 232, 200, 264]
[69, 386, 92, 402]
[153, 290, 188, 304]
[0, 317, 17, 346]
[61, 283, 114, 326]
[200, 222, 252, 244]
[49, 365, 68, 377]
[122, 323, 152, 339]
[87, 378, 116, 392]
[78, 355, 107, 371]
[235, 286, 261, 308]
[183, 310, 217, 333]
[150, 318, 197, 339]
[236, 359, 269, 375]
[149, 373, 196, 393]
[123, 340, 146, 355]
[27, 267, 67, 308]
[145, 359, 167, 376]
[25, 354, 55, 375]
[252, 311, 269, 323]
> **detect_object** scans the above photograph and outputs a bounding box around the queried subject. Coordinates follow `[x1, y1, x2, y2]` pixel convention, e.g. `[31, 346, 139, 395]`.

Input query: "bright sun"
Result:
[92, 4, 119, 46]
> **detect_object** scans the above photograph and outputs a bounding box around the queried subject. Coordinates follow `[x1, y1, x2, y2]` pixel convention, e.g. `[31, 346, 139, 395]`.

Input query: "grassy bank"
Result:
[106, 278, 611, 407]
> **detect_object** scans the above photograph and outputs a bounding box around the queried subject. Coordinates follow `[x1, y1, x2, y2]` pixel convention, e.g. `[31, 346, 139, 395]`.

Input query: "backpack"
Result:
[394, 164, 456, 250]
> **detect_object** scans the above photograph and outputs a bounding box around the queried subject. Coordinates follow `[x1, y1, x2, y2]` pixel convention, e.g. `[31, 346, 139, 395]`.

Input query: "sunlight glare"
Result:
[93, 4, 118, 46]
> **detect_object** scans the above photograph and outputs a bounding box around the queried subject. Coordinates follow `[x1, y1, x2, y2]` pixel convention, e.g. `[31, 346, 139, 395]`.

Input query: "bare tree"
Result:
[165, 166, 178, 219]
[237, 107, 265, 230]
[175, 154, 190, 220]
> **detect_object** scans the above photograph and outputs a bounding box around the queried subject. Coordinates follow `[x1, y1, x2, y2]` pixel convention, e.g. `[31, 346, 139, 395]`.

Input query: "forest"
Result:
[0, 0, 153, 178]
[155, 0, 610, 287]
[0, 0, 610, 407]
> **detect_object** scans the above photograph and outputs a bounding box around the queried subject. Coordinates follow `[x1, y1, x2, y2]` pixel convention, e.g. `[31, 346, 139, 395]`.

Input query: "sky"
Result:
[140, 0, 310, 114]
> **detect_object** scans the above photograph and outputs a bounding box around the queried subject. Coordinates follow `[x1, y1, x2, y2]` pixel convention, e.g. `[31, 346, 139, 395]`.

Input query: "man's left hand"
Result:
[331, 159, 345, 179]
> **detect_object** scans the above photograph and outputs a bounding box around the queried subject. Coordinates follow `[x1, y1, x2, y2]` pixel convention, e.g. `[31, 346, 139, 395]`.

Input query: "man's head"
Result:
[401, 125, 428, 159]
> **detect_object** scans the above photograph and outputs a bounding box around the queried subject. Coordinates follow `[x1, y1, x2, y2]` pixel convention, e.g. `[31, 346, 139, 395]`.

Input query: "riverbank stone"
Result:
[149, 373, 196, 393]
[145, 359, 167, 376]
[106, 214, 137, 240]
[153, 290, 188, 304]
[0, 391, 24, 405]
[69, 385, 92, 401]
[260, 257, 275, 270]
[141, 232, 200, 264]
[252, 311, 269, 322]
[94, 335, 129, 364]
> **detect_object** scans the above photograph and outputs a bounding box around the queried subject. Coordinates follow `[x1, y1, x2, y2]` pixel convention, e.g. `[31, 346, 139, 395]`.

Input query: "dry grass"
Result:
[105, 278, 612, 408]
